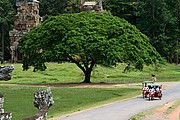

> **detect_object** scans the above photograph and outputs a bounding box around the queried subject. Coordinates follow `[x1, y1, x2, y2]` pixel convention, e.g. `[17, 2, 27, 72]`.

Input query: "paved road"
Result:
[59, 82, 180, 120]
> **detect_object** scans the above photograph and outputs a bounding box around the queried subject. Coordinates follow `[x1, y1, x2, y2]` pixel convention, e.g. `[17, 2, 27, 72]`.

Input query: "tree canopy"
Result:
[20, 12, 160, 83]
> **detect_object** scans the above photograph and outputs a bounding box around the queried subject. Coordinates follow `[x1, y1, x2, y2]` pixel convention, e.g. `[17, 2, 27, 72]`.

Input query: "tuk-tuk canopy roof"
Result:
[142, 81, 154, 84]
[148, 83, 162, 87]
[142, 81, 162, 87]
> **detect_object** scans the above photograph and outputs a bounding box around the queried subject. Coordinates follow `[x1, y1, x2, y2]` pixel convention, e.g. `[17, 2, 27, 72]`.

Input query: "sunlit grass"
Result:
[0, 86, 140, 120]
[0, 62, 179, 119]
[0, 62, 179, 84]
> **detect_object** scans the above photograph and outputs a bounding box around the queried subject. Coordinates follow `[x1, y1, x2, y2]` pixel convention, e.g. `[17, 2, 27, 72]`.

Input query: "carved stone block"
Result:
[23, 88, 54, 120]
[0, 65, 14, 81]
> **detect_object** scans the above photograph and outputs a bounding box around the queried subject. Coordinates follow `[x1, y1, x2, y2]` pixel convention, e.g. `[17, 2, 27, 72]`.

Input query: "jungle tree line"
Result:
[103, 0, 180, 64]
[0, 0, 180, 64]
[0, 0, 15, 63]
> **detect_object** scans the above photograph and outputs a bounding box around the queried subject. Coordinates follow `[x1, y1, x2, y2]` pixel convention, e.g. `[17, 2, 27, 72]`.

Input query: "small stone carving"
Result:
[0, 65, 14, 81]
[34, 88, 54, 110]
[0, 94, 12, 120]
[23, 88, 54, 120]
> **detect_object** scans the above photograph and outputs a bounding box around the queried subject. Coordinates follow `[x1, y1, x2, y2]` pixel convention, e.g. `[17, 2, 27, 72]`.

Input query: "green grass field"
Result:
[0, 62, 179, 119]
[1, 62, 180, 84]
[1, 86, 140, 120]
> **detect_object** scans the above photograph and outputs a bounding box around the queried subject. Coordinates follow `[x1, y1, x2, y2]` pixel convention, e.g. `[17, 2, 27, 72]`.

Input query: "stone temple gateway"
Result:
[9, 0, 41, 63]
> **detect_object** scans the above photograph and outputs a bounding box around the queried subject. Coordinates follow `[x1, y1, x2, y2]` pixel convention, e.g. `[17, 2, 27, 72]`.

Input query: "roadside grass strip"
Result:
[130, 100, 180, 120]
[129, 105, 163, 120]
[164, 100, 180, 115]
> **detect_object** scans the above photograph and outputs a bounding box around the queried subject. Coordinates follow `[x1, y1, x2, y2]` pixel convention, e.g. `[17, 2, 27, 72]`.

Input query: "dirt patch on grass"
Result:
[0, 83, 126, 88]
[139, 100, 180, 120]
[0, 82, 178, 88]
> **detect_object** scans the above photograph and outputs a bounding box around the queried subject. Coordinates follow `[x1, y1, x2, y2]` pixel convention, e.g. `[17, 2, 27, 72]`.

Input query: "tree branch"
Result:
[67, 54, 86, 73]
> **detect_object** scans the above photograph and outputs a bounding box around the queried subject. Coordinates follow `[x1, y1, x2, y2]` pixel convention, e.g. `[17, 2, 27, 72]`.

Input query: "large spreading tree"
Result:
[20, 12, 161, 83]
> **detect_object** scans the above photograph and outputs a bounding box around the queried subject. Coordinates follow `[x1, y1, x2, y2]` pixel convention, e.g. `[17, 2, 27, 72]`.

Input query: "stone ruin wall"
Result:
[80, 0, 103, 12]
[9, 0, 41, 63]
[0, 94, 12, 120]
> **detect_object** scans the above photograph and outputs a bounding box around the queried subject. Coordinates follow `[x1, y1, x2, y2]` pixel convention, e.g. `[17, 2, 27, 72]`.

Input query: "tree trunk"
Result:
[82, 70, 91, 83]
[67, 54, 95, 83]
[1, 23, 4, 64]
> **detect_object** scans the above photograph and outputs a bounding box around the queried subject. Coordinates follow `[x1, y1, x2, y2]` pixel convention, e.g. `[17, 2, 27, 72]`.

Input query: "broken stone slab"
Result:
[34, 87, 54, 110]
[0, 65, 14, 81]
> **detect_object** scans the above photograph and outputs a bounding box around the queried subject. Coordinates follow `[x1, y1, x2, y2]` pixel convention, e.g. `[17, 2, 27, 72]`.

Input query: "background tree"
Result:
[20, 12, 161, 83]
[39, 0, 79, 21]
[103, 0, 180, 64]
[39, 0, 67, 16]
[103, 0, 142, 25]
[0, 0, 15, 63]
[136, 0, 172, 62]
[164, 0, 180, 64]
[64, 0, 80, 13]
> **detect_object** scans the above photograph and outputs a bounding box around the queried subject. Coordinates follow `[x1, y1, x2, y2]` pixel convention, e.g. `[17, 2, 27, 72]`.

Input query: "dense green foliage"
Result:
[103, 0, 141, 25]
[39, 0, 80, 20]
[137, 0, 180, 64]
[104, 0, 180, 64]
[20, 12, 160, 83]
[0, 0, 15, 62]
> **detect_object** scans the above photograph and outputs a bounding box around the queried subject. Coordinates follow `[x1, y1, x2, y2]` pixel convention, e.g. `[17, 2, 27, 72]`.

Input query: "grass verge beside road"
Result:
[0, 85, 140, 120]
[130, 100, 180, 120]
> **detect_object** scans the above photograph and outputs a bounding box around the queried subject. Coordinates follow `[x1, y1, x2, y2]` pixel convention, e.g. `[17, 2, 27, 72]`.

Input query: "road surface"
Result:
[57, 82, 180, 120]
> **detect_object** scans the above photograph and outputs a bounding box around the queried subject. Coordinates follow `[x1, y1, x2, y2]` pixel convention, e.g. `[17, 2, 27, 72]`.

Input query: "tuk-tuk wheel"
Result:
[159, 96, 162, 100]
[149, 97, 151, 101]
[143, 95, 147, 98]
